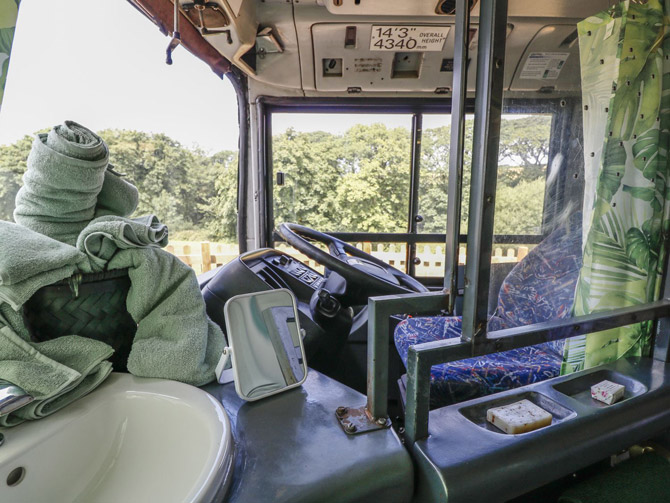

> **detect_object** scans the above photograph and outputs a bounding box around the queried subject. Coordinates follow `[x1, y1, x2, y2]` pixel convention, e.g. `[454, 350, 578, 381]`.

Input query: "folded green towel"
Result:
[13, 123, 109, 246]
[77, 215, 169, 271]
[0, 221, 89, 310]
[0, 312, 113, 427]
[0, 221, 88, 286]
[108, 247, 225, 386]
[95, 166, 139, 218]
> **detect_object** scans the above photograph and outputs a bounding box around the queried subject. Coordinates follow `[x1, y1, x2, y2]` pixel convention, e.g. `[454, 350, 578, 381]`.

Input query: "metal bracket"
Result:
[335, 406, 390, 435]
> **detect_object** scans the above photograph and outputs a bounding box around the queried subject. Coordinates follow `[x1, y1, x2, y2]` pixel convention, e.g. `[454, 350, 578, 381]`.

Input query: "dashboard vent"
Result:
[258, 267, 289, 290]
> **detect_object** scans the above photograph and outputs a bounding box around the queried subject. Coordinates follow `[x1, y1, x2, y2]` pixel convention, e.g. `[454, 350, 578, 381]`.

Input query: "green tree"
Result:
[335, 124, 411, 232]
[0, 133, 30, 221]
[272, 128, 344, 230]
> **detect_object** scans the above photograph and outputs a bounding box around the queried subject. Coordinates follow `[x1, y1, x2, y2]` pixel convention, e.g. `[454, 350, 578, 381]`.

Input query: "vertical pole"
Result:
[407, 114, 423, 276]
[461, 0, 508, 343]
[444, 0, 471, 312]
[201, 242, 212, 272]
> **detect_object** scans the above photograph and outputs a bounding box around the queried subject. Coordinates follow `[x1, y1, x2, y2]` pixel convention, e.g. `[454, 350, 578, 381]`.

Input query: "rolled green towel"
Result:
[77, 215, 169, 271]
[0, 313, 114, 427]
[45, 123, 139, 218]
[13, 122, 109, 246]
[95, 165, 140, 218]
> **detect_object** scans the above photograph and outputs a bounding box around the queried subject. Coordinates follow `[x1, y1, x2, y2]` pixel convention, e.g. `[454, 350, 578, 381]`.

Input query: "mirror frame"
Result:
[223, 288, 308, 401]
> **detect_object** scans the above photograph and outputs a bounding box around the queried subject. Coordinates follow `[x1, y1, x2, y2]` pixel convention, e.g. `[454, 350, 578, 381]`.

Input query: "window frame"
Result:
[259, 96, 563, 281]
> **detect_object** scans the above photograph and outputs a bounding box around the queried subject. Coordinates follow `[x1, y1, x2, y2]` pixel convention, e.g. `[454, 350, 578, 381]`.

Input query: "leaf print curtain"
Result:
[562, 0, 670, 373]
[0, 0, 19, 112]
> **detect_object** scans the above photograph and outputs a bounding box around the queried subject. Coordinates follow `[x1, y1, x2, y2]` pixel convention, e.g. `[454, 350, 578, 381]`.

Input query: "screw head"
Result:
[336, 406, 348, 417]
[345, 423, 357, 433]
[376, 417, 387, 426]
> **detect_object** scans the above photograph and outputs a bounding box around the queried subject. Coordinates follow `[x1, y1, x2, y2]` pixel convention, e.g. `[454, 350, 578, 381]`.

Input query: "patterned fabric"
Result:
[563, 1, 670, 374]
[0, 1, 20, 112]
[395, 213, 582, 407]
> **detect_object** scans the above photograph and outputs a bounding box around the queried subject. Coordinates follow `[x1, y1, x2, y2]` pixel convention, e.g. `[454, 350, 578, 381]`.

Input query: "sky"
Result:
[0, 0, 239, 153]
[0, 2, 536, 153]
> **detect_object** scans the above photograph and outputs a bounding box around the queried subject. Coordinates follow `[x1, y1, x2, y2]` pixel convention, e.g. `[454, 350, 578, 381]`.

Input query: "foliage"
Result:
[0, 115, 552, 244]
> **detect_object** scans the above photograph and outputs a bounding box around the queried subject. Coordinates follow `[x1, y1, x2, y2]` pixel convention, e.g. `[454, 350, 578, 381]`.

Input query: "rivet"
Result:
[600, 59, 605, 65]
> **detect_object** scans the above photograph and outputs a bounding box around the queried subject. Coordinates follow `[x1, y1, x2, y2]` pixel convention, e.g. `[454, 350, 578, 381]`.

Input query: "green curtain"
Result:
[562, 0, 670, 373]
[0, 0, 20, 112]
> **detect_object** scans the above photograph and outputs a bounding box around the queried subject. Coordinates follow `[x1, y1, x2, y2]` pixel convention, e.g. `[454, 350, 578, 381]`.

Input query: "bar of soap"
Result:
[591, 380, 625, 405]
[486, 399, 553, 434]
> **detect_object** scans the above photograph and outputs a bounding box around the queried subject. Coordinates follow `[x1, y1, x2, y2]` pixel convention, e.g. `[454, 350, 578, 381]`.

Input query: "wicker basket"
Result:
[22, 269, 137, 372]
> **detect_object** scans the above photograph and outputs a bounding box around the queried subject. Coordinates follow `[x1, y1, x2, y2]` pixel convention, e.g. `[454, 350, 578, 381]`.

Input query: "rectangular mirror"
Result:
[219, 289, 308, 401]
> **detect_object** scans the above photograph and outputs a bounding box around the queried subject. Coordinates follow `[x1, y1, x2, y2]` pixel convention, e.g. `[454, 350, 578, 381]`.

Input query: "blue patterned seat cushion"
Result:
[395, 213, 582, 407]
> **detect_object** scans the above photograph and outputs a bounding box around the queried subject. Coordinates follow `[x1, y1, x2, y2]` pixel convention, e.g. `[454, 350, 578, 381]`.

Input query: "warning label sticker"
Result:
[370, 26, 450, 52]
[520, 52, 569, 80]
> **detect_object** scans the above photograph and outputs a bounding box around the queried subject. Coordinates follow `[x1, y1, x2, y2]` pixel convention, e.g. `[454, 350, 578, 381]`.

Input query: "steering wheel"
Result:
[277, 223, 428, 299]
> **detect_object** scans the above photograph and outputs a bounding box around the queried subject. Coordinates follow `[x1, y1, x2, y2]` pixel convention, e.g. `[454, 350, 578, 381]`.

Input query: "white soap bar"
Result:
[591, 380, 625, 405]
[486, 399, 553, 434]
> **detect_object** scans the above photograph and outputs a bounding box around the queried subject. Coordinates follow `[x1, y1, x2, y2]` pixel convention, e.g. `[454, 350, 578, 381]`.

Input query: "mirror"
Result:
[216, 289, 308, 401]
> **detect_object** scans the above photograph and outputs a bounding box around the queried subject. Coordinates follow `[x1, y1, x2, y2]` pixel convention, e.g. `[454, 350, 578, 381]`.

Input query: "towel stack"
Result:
[0, 121, 225, 427]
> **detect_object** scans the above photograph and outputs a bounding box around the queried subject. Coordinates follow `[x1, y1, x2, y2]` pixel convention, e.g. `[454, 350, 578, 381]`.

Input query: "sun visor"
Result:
[128, 0, 231, 77]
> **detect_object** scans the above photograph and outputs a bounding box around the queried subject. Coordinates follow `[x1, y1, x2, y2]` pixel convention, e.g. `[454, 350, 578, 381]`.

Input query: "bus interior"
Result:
[4, 0, 670, 502]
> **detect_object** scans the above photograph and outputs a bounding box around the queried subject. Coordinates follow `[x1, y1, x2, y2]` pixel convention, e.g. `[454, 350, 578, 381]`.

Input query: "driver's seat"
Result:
[394, 212, 582, 407]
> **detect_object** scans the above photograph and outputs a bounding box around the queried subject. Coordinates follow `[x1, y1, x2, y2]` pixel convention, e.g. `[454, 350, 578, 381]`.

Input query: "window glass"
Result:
[271, 113, 413, 270]
[272, 113, 412, 233]
[494, 113, 552, 237]
[0, 0, 238, 275]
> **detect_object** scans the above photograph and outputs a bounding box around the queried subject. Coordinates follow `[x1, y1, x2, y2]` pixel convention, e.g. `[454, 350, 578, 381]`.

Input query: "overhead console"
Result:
[312, 23, 468, 93]
[150, 0, 617, 97]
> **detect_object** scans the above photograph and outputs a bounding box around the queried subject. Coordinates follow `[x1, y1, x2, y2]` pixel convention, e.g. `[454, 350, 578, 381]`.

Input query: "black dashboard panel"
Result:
[202, 248, 327, 341]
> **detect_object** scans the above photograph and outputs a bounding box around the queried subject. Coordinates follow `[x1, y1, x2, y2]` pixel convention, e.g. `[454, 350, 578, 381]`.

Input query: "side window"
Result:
[0, 1, 239, 274]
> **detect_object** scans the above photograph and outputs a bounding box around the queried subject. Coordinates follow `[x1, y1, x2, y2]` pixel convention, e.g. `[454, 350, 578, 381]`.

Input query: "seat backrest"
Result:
[487, 212, 582, 332]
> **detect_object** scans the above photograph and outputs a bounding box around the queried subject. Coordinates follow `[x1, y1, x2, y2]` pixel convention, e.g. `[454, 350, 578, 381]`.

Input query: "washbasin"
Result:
[0, 373, 234, 503]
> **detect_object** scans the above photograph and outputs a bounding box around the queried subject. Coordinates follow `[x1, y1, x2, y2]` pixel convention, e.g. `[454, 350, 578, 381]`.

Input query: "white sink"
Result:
[0, 373, 234, 503]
